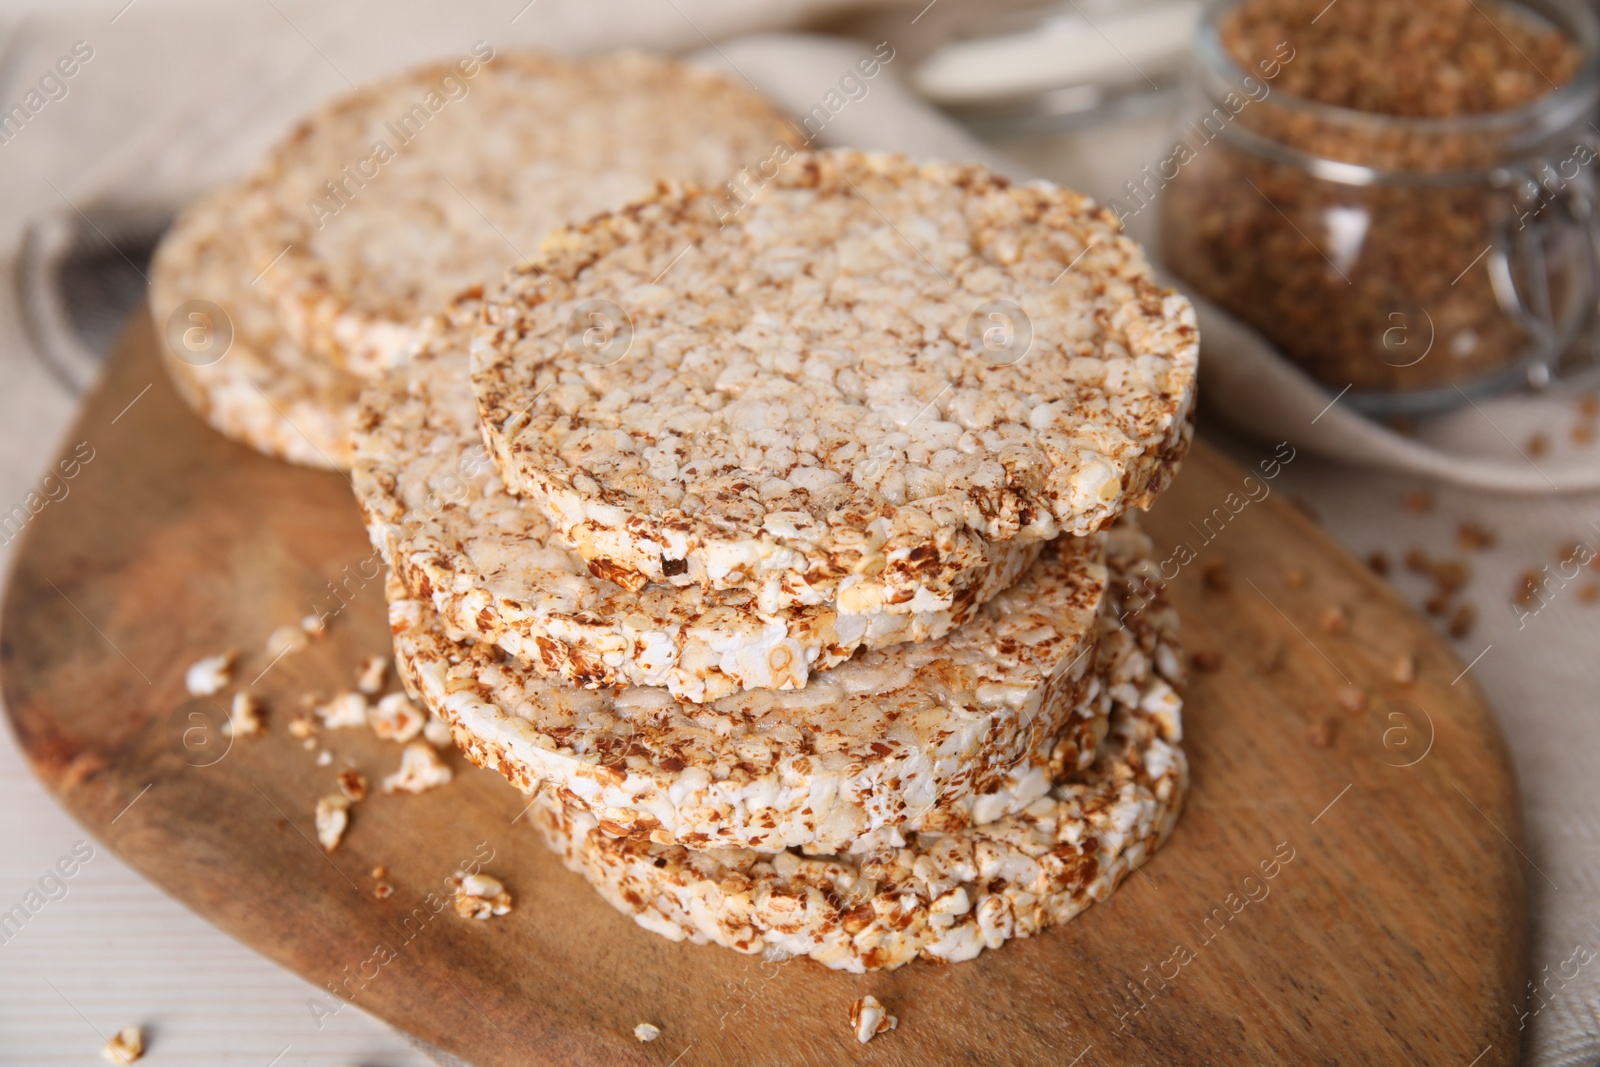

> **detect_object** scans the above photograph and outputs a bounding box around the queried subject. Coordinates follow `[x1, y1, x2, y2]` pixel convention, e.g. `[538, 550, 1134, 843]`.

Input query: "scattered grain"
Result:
[101, 1027, 144, 1065]
[318, 691, 370, 729]
[315, 795, 350, 851]
[356, 654, 389, 695]
[452, 871, 513, 919]
[370, 693, 425, 743]
[849, 996, 897, 1044]
[184, 651, 236, 697]
[1402, 491, 1433, 516]
[225, 692, 264, 738]
[383, 743, 453, 794]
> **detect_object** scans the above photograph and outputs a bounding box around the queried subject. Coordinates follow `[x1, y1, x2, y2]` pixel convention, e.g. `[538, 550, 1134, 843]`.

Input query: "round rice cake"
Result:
[245, 49, 802, 377]
[151, 180, 360, 469]
[472, 149, 1198, 614]
[530, 522, 1186, 972]
[388, 533, 1116, 855]
[357, 307, 1041, 704]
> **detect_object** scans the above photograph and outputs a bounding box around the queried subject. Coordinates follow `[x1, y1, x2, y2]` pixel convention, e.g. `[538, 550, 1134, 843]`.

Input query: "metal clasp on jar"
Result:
[1486, 145, 1600, 394]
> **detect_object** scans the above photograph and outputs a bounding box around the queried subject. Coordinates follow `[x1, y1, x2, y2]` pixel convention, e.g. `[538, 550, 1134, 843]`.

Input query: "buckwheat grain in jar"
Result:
[1161, 0, 1600, 411]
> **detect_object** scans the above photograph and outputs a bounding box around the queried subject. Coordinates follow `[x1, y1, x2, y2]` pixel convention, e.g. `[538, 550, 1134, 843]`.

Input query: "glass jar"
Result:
[1161, 0, 1600, 412]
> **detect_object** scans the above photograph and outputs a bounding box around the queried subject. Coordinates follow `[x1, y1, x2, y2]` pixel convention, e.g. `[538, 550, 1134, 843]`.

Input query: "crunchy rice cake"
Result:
[472, 150, 1198, 613]
[245, 49, 801, 377]
[356, 306, 1040, 704]
[388, 533, 1117, 855]
[150, 180, 360, 469]
[531, 522, 1186, 971]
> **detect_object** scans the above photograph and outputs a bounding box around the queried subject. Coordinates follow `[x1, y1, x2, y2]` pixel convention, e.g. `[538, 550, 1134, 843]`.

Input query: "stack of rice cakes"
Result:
[357, 150, 1199, 972]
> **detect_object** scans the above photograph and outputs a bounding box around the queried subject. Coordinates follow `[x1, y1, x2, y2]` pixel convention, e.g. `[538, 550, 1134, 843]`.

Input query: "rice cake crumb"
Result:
[370, 693, 424, 743]
[318, 691, 369, 729]
[225, 692, 265, 738]
[452, 871, 512, 919]
[287, 716, 316, 739]
[301, 613, 328, 637]
[315, 795, 350, 851]
[316, 750, 333, 766]
[849, 996, 897, 1044]
[185, 651, 236, 696]
[383, 743, 452, 794]
[634, 1023, 661, 1042]
[265, 624, 310, 659]
[337, 770, 368, 801]
[356, 655, 389, 695]
[101, 1027, 144, 1064]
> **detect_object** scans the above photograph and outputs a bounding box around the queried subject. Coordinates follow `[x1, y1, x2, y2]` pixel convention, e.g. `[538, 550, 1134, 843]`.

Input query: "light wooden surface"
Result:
[1, 311, 1527, 1066]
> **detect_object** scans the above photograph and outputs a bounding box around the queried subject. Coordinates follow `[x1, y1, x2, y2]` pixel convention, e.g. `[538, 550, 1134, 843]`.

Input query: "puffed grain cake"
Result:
[356, 304, 1041, 704]
[530, 521, 1186, 971]
[472, 149, 1198, 613]
[388, 533, 1116, 856]
[150, 180, 360, 469]
[245, 49, 803, 377]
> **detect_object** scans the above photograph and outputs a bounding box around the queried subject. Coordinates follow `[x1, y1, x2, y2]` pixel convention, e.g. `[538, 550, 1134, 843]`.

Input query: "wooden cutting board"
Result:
[1, 310, 1526, 1066]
